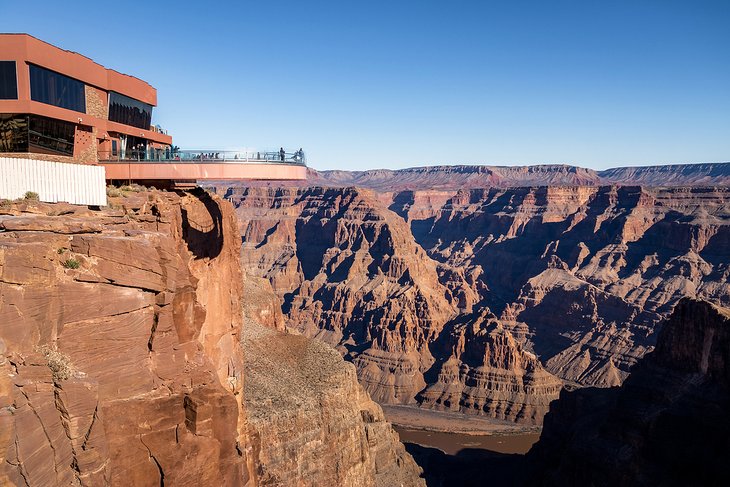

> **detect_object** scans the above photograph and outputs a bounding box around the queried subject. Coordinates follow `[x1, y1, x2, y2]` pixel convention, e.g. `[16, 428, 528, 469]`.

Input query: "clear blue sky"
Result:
[3, 0, 729, 170]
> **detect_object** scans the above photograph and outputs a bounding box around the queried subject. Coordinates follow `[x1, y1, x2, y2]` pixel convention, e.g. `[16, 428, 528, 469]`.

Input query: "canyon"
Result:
[2, 160, 729, 486]
[0, 189, 422, 486]
[245, 162, 730, 191]
[225, 182, 730, 426]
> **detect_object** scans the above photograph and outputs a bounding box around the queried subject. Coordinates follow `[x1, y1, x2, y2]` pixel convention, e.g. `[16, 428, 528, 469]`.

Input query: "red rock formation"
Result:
[411, 185, 730, 386]
[241, 274, 425, 487]
[417, 309, 563, 424]
[211, 162, 730, 192]
[524, 298, 730, 486]
[0, 190, 257, 486]
[222, 183, 730, 427]
[228, 187, 563, 424]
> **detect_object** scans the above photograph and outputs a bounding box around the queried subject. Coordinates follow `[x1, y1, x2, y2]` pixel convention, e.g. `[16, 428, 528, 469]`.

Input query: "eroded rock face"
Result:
[212, 162, 730, 192]
[241, 273, 425, 487]
[0, 190, 256, 486]
[417, 309, 563, 423]
[228, 187, 562, 424]
[406, 185, 730, 386]
[224, 184, 730, 426]
[524, 298, 730, 487]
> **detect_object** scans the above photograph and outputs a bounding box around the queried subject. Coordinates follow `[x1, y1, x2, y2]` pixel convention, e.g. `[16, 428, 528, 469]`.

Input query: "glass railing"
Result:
[98, 149, 307, 165]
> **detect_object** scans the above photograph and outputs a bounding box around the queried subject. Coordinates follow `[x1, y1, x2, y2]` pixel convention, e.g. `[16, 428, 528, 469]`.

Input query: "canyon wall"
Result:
[0, 189, 257, 486]
[225, 184, 730, 424]
[241, 274, 424, 487]
[524, 298, 730, 486]
[225, 162, 730, 191]
[0, 189, 425, 487]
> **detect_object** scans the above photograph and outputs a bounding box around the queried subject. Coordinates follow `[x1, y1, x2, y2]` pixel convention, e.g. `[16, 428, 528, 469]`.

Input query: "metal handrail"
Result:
[99, 149, 307, 165]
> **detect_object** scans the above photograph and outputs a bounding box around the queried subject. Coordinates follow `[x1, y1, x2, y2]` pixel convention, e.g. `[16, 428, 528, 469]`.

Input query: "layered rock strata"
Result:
[224, 184, 730, 425]
[229, 187, 563, 424]
[241, 273, 425, 487]
[0, 190, 257, 486]
[213, 162, 730, 192]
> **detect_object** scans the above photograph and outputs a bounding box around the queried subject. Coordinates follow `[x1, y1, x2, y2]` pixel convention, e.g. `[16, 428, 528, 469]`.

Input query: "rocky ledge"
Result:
[0, 188, 257, 486]
[0, 189, 425, 487]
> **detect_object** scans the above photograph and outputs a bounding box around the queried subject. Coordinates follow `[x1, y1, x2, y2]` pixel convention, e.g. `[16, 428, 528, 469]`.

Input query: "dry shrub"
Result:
[37, 345, 74, 382]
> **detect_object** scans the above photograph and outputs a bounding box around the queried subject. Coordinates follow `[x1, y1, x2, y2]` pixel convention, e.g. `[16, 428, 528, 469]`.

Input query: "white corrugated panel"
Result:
[0, 157, 107, 206]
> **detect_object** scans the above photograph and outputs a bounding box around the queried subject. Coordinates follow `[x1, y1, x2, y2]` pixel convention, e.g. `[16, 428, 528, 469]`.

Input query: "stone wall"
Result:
[85, 85, 108, 120]
[73, 125, 98, 164]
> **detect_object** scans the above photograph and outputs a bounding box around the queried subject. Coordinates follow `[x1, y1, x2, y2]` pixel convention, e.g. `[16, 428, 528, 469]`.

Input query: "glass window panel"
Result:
[0, 61, 18, 100]
[28, 115, 75, 156]
[29, 64, 86, 113]
[108, 91, 152, 129]
[0, 114, 29, 152]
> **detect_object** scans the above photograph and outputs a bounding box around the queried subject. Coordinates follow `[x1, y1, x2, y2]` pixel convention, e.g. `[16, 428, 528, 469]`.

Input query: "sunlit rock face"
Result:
[0, 190, 257, 486]
[225, 183, 730, 425]
[241, 273, 425, 487]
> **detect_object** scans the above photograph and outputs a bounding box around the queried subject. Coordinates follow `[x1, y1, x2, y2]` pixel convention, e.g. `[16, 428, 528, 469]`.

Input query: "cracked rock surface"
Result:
[0, 190, 256, 486]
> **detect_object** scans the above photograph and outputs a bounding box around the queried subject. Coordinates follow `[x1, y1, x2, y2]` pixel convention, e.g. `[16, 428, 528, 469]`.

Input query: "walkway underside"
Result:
[100, 162, 307, 181]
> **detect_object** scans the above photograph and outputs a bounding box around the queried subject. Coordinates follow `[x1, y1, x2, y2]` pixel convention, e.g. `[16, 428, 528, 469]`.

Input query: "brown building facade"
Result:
[0, 33, 172, 164]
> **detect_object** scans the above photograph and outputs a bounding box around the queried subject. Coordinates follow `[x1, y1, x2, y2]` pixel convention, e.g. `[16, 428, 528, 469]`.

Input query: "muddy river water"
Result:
[393, 426, 540, 455]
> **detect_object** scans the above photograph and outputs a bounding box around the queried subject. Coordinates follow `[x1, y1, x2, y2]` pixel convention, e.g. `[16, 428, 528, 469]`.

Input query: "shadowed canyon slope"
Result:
[0, 191, 423, 486]
[226, 184, 730, 424]
[524, 298, 730, 486]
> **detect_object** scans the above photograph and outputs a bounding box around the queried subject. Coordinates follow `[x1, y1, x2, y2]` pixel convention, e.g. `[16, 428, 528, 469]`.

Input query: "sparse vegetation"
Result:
[0, 199, 11, 209]
[37, 345, 74, 382]
[120, 183, 146, 192]
[23, 191, 39, 201]
[62, 258, 80, 269]
[57, 248, 66, 254]
[106, 186, 123, 197]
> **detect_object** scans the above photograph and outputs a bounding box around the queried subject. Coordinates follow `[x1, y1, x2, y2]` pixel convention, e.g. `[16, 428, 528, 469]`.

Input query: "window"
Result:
[0, 61, 18, 99]
[108, 91, 152, 129]
[111, 140, 117, 156]
[28, 115, 75, 156]
[29, 64, 86, 113]
[0, 114, 28, 152]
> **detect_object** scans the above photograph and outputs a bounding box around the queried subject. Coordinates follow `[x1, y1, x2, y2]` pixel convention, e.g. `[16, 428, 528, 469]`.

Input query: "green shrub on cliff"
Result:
[62, 258, 80, 269]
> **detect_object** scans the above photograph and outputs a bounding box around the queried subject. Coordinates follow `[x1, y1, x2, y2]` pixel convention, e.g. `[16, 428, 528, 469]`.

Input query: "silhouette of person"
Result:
[279, 147, 285, 162]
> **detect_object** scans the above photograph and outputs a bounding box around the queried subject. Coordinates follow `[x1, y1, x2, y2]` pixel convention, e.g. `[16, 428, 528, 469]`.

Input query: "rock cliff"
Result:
[0, 189, 426, 487]
[0, 189, 257, 486]
[229, 187, 563, 424]
[524, 298, 730, 486]
[224, 184, 730, 425]
[219, 162, 730, 191]
[241, 274, 425, 487]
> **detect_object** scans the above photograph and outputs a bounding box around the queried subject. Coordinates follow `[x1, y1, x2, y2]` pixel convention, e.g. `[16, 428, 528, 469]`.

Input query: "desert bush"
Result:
[24, 191, 39, 201]
[37, 345, 74, 382]
[57, 248, 65, 254]
[120, 183, 146, 192]
[62, 258, 80, 269]
[106, 186, 123, 197]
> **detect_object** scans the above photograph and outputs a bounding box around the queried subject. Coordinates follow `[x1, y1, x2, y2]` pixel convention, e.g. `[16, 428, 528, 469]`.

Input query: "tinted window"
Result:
[0, 61, 18, 99]
[0, 114, 29, 152]
[28, 115, 75, 156]
[29, 64, 86, 113]
[108, 91, 152, 129]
